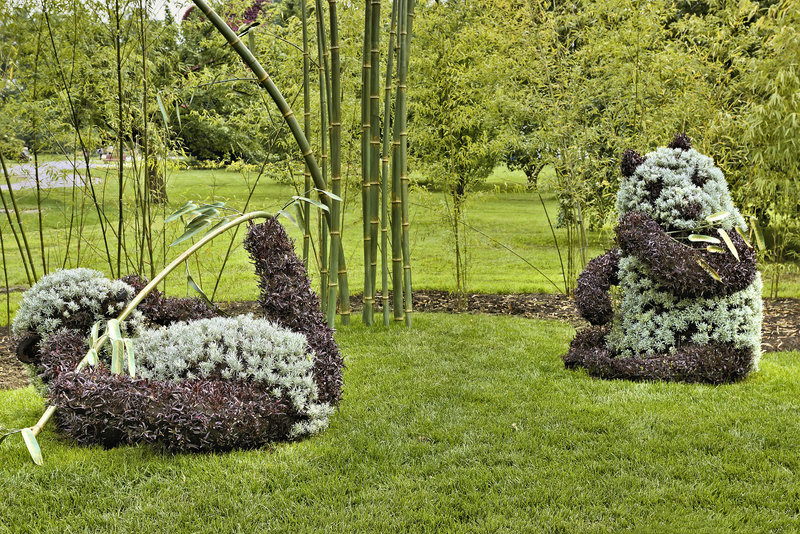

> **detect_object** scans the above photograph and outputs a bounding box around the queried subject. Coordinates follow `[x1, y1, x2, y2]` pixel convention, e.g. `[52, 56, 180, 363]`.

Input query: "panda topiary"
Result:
[564, 133, 762, 384]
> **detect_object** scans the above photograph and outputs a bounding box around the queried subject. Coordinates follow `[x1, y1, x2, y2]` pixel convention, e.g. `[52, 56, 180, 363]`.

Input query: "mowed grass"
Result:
[1, 161, 798, 326]
[2, 313, 800, 532]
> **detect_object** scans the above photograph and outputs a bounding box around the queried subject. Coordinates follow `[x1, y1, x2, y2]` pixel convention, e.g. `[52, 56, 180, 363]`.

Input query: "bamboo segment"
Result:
[381, 0, 399, 326]
[315, 6, 330, 313]
[390, 0, 405, 322]
[360, 0, 373, 325]
[302, 0, 312, 269]
[399, 0, 415, 327]
[326, 0, 344, 327]
[368, 0, 382, 325]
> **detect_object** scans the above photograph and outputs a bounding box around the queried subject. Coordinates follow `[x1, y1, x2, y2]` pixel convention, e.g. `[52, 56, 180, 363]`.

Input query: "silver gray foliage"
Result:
[12, 268, 143, 339]
[132, 314, 333, 437]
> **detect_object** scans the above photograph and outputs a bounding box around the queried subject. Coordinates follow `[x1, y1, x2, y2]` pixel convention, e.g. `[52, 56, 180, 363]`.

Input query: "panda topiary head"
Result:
[616, 133, 745, 231]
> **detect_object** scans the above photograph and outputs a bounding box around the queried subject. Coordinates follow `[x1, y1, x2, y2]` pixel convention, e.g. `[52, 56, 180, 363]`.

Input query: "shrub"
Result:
[39, 316, 334, 451]
[133, 315, 326, 418]
[566, 134, 763, 383]
[244, 218, 344, 406]
[13, 269, 145, 364]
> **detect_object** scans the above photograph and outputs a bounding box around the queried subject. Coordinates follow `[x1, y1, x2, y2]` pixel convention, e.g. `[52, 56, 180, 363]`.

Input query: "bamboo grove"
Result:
[192, 0, 415, 327]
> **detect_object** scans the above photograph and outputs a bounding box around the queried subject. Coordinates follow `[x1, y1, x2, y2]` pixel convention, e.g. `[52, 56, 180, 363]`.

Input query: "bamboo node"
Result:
[303, 148, 313, 156]
[283, 110, 295, 118]
[257, 72, 269, 83]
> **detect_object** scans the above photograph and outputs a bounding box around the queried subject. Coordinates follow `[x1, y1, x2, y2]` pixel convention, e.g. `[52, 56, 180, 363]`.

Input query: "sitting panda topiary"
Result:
[564, 133, 762, 383]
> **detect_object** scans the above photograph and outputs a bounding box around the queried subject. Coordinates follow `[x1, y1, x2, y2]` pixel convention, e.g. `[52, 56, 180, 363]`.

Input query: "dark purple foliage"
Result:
[120, 274, 218, 327]
[620, 149, 645, 177]
[574, 249, 619, 326]
[36, 329, 305, 452]
[50, 369, 302, 452]
[564, 326, 752, 384]
[244, 218, 344, 406]
[668, 132, 692, 150]
[616, 211, 756, 298]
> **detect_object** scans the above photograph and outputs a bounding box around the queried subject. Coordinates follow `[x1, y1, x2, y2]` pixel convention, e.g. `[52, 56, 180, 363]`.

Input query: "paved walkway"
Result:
[2, 160, 104, 191]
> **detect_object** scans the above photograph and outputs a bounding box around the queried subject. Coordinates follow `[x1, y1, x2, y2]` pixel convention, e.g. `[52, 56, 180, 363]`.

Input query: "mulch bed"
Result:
[2, 291, 798, 390]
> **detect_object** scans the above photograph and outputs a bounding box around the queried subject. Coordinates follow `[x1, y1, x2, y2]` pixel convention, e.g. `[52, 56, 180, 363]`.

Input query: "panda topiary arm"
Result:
[574, 248, 620, 326]
[617, 212, 756, 298]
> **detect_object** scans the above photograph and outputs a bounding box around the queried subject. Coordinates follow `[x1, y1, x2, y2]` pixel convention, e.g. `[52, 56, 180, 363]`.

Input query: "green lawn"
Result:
[2, 313, 799, 532]
[0, 161, 798, 326]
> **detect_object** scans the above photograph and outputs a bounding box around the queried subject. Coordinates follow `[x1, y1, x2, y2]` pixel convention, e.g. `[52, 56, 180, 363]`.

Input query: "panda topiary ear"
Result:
[620, 149, 645, 177]
[668, 132, 691, 150]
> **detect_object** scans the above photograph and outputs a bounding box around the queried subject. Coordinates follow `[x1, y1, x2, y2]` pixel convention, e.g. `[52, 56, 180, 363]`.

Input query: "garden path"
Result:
[3, 160, 103, 191]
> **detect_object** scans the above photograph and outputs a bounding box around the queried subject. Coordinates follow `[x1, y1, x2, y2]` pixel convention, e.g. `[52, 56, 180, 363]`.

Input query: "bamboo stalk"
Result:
[302, 0, 312, 269]
[0, 152, 34, 285]
[360, 0, 373, 325]
[42, 8, 115, 277]
[191, 0, 331, 214]
[399, 0, 415, 326]
[390, 0, 405, 323]
[380, 0, 399, 326]
[316, 0, 330, 312]
[325, 0, 344, 327]
[367, 0, 382, 325]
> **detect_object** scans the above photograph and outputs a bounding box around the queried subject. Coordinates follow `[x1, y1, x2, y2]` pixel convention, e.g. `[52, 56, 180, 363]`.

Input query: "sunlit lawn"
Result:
[2, 313, 799, 532]
[0, 160, 797, 326]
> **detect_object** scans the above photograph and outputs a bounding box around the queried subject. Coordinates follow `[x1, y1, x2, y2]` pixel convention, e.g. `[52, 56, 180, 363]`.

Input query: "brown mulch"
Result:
[2, 292, 798, 390]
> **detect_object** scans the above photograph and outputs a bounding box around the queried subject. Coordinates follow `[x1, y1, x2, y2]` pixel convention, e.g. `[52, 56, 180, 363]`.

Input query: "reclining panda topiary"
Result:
[564, 133, 762, 383]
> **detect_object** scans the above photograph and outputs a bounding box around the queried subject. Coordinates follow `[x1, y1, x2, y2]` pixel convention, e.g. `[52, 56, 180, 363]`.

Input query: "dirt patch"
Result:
[0, 326, 30, 390]
[2, 292, 798, 390]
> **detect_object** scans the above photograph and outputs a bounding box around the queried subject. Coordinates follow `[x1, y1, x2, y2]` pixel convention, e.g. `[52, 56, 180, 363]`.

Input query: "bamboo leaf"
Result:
[203, 217, 231, 237]
[165, 202, 197, 223]
[186, 213, 211, 229]
[293, 203, 307, 234]
[199, 201, 226, 209]
[195, 207, 220, 218]
[705, 211, 729, 223]
[156, 93, 170, 128]
[718, 229, 740, 261]
[175, 100, 182, 130]
[706, 245, 726, 254]
[688, 234, 721, 244]
[107, 319, 122, 341]
[187, 272, 214, 309]
[124, 339, 136, 378]
[86, 348, 98, 367]
[21, 428, 42, 466]
[171, 219, 212, 246]
[735, 226, 752, 248]
[313, 188, 343, 202]
[292, 195, 329, 212]
[90, 322, 100, 345]
[278, 209, 297, 227]
[697, 258, 722, 282]
[750, 216, 766, 250]
[111, 339, 124, 374]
